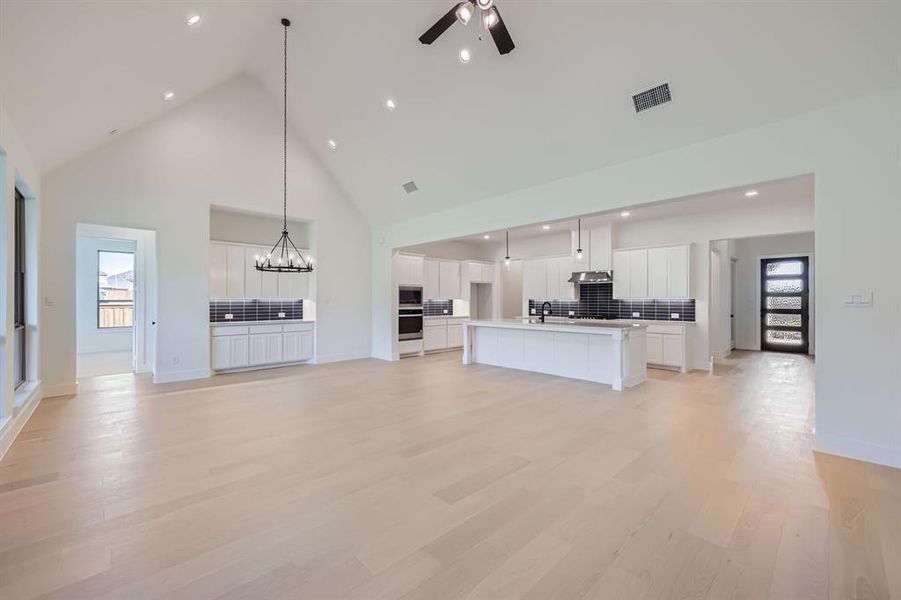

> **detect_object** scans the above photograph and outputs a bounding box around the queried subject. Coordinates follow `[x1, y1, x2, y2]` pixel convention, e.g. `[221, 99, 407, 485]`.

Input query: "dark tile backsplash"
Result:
[210, 299, 303, 323]
[423, 300, 453, 317]
[528, 282, 695, 322]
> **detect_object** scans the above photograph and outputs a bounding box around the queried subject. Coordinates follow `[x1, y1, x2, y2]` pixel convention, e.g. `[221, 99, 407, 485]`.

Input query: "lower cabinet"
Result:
[644, 324, 687, 372]
[212, 322, 313, 371]
[423, 317, 466, 353]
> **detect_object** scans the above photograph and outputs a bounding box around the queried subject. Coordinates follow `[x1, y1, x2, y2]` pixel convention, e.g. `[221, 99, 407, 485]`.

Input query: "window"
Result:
[98, 251, 135, 329]
[13, 189, 26, 388]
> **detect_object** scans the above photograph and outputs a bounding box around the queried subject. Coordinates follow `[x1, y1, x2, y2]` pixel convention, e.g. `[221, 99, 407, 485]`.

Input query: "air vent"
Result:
[632, 83, 672, 113]
[402, 181, 419, 194]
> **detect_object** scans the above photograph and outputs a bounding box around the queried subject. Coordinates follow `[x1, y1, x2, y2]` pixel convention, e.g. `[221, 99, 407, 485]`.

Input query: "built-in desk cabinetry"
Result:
[211, 322, 313, 371]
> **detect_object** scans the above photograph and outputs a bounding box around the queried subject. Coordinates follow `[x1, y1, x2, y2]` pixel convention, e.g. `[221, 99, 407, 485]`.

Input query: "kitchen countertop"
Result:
[528, 316, 695, 327]
[424, 315, 467, 319]
[464, 318, 643, 334]
[210, 319, 314, 327]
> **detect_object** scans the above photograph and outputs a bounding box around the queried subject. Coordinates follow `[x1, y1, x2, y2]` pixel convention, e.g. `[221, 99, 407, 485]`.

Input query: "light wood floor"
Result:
[1, 351, 899, 599]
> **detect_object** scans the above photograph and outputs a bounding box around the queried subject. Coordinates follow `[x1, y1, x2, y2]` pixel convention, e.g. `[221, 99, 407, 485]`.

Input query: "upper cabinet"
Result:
[587, 224, 612, 272]
[209, 241, 312, 299]
[422, 258, 461, 299]
[466, 261, 495, 284]
[394, 253, 424, 287]
[522, 256, 576, 301]
[423, 259, 440, 299]
[612, 244, 690, 299]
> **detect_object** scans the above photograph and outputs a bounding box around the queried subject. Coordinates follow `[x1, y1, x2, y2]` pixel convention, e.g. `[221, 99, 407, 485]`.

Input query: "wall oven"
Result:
[398, 286, 423, 341]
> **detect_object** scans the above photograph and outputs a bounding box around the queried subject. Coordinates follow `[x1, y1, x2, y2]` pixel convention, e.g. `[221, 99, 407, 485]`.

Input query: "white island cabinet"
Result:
[462, 319, 647, 391]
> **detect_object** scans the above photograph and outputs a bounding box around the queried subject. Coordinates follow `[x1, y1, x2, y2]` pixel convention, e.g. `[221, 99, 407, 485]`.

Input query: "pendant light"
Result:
[256, 18, 313, 274]
[504, 230, 511, 268]
[575, 218, 583, 261]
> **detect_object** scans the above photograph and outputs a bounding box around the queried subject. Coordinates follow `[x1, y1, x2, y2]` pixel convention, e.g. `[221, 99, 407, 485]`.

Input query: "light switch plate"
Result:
[224, 313, 234, 320]
[632, 312, 640, 317]
[671, 313, 680, 319]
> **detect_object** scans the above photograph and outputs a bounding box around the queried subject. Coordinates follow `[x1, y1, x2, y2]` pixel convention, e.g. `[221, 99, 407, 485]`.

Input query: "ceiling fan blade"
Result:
[419, 3, 465, 45]
[488, 7, 515, 55]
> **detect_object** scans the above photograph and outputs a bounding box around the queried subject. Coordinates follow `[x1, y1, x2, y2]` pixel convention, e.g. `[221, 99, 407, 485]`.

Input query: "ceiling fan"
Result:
[419, 0, 515, 55]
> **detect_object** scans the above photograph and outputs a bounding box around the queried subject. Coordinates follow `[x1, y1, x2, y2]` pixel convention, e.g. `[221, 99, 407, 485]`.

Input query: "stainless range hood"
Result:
[568, 270, 613, 284]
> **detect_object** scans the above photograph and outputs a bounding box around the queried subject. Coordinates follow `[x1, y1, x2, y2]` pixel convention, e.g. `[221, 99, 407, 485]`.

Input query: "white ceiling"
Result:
[2, 1, 898, 226]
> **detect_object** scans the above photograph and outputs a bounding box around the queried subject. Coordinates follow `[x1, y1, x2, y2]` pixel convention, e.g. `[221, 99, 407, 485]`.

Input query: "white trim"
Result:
[1, 382, 43, 460]
[42, 381, 78, 398]
[152, 368, 212, 384]
[815, 431, 900, 470]
[315, 351, 371, 364]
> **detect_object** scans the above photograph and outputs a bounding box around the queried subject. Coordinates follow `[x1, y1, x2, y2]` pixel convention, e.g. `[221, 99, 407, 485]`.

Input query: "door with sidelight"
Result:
[760, 257, 809, 354]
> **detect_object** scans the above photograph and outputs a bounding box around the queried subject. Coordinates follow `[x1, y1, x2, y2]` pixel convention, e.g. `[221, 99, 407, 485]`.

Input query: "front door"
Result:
[760, 256, 809, 353]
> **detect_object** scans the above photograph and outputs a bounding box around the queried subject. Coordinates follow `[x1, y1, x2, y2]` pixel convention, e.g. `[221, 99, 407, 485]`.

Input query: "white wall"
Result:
[0, 98, 43, 456]
[372, 90, 901, 469]
[209, 207, 312, 249]
[75, 236, 135, 354]
[42, 74, 372, 388]
[400, 240, 493, 262]
[732, 231, 815, 353]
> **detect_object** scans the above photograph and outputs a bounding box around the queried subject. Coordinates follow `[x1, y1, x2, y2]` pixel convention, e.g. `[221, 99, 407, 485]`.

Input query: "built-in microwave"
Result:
[399, 286, 422, 308]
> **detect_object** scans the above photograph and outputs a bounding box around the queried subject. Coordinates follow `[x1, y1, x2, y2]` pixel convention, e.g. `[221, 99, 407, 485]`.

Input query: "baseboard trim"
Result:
[315, 351, 372, 364]
[815, 431, 900, 469]
[1, 382, 43, 461]
[153, 368, 212, 384]
[43, 382, 78, 398]
[711, 347, 732, 360]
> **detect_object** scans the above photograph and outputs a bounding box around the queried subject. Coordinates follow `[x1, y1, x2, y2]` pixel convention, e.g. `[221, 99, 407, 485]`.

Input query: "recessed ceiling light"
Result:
[163, 91, 175, 100]
[108, 129, 118, 136]
[620, 211, 631, 217]
[483, 234, 490, 239]
[542, 225, 551, 230]
[186, 14, 201, 27]
[459, 48, 471, 63]
[744, 189, 758, 197]
[386, 98, 396, 110]
[327, 139, 337, 150]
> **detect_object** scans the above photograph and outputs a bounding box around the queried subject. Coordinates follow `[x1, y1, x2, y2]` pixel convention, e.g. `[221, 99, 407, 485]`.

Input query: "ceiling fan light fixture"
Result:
[476, 0, 494, 9]
[455, 3, 473, 25]
[482, 8, 499, 29]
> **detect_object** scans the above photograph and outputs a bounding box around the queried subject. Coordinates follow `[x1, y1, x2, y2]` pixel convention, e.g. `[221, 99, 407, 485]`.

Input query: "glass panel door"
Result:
[760, 257, 809, 353]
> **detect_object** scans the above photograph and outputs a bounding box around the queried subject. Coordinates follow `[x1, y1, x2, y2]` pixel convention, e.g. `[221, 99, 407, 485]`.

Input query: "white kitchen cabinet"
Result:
[667, 245, 690, 298]
[557, 257, 576, 300]
[283, 330, 313, 362]
[545, 258, 559, 299]
[447, 321, 464, 348]
[394, 253, 424, 287]
[646, 333, 663, 365]
[226, 246, 245, 298]
[212, 334, 249, 370]
[662, 334, 683, 368]
[244, 248, 263, 298]
[249, 330, 283, 366]
[423, 323, 448, 352]
[423, 259, 440, 299]
[629, 249, 648, 298]
[613, 245, 690, 300]
[439, 260, 461, 299]
[481, 263, 495, 283]
[209, 243, 228, 298]
[648, 247, 669, 299]
[466, 261, 495, 284]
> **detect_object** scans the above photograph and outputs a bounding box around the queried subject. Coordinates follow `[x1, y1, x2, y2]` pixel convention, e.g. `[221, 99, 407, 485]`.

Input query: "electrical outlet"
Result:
[632, 312, 640, 317]
[530, 308, 536, 314]
[568, 310, 575, 316]
[224, 313, 233, 320]
[278, 312, 286, 318]
[671, 313, 679, 319]
[171, 355, 180, 365]
[443, 309, 448, 314]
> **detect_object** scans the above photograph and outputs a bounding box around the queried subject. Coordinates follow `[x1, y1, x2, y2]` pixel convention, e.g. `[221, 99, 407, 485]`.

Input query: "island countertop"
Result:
[463, 318, 645, 336]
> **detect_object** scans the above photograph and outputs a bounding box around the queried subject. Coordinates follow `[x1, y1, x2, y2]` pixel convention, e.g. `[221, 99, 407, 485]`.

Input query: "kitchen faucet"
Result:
[540, 301, 552, 323]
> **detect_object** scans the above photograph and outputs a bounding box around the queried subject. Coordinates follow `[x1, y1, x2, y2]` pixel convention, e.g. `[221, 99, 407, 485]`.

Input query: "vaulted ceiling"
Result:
[2, 1, 899, 225]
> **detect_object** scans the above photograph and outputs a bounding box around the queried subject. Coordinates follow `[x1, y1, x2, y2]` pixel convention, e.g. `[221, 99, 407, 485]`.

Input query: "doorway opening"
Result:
[76, 224, 157, 379]
[760, 256, 810, 353]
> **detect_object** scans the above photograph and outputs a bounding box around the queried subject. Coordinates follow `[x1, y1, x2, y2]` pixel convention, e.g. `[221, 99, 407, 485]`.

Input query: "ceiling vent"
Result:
[632, 82, 672, 113]
[402, 181, 419, 194]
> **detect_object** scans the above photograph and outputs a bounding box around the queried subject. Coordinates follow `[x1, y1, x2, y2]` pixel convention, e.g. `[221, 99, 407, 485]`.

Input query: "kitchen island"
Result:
[462, 319, 647, 391]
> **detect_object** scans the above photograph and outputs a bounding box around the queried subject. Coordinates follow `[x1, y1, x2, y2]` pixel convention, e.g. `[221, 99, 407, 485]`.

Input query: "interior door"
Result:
[760, 257, 809, 353]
